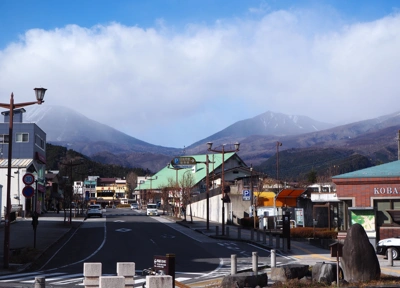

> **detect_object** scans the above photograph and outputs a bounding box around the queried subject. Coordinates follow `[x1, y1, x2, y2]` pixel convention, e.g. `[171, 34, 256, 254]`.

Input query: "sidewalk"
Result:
[168, 214, 400, 281]
[0, 210, 85, 273]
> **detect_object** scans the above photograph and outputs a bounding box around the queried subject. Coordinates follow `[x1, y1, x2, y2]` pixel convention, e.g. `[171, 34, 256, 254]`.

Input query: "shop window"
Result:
[375, 200, 400, 226]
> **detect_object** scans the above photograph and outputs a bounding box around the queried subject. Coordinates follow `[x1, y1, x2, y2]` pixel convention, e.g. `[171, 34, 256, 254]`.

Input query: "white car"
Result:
[130, 203, 139, 210]
[146, 203, 158, 216]
[376, 236, 400, 259]
[87, 204, 103, 218]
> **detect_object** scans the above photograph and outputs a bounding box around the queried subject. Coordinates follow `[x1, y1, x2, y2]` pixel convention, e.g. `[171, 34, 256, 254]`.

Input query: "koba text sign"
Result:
[374, 187, 400, 194]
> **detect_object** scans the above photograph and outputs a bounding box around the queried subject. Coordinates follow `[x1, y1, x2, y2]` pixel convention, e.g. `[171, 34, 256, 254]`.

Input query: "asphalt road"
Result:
[0, 208, 289, 287]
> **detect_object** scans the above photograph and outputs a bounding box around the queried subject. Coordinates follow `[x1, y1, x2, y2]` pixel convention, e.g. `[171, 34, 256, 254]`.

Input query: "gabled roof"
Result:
[135, 152, 243, 190]
[332, 160, 400, 179]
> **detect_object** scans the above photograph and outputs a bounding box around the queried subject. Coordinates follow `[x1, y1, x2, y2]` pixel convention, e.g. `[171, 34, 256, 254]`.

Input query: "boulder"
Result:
[220, 272, 268, 288]
[270, 264, 309, 282]
[312, 262, 337, 285]
[341, 223, 380, 282]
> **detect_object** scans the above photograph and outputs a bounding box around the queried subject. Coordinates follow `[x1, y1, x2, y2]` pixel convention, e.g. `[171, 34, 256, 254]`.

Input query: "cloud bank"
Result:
[1, 7, 400, 147]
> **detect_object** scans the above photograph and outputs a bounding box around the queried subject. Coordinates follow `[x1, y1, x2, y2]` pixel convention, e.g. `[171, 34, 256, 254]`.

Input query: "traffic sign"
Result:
[242, 190, 251, 201]
[170, 156, 196, 169]
[22, 186, 35, 198]
[22, 173, 35, 185]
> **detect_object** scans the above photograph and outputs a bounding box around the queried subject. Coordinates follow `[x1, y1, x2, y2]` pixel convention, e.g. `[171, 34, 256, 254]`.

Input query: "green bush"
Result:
[240, 217, 259, 228]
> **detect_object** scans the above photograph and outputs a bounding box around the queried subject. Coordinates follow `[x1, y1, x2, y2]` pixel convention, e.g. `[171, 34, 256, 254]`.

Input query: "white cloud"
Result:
[1, 8, 400, 147]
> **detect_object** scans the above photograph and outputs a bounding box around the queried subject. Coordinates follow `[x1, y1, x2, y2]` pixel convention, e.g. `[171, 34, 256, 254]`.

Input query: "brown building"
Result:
[332, 160, 400, 246]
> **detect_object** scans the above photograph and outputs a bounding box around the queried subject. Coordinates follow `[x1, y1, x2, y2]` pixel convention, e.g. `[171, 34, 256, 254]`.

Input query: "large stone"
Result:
[270, 264, 309, 282]
[220, 272, 268, 288]
[341, 223, 380, 282]
[312, 262, 337, 285]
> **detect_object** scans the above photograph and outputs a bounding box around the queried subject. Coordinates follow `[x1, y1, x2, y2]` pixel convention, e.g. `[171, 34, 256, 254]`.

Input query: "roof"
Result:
[332, 160, 400, 179]
[135, 152, 238, 190]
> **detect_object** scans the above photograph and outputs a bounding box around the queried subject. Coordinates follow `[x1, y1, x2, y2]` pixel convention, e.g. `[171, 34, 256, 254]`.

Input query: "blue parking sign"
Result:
[242, 190, 251, 201]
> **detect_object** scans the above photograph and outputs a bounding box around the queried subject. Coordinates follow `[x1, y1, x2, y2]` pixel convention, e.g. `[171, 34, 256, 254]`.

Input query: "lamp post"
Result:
[276, 141, 282, 192]
[145, 175, 157, 206]
[0, 88, 47, 269]
[60, 158, 84, 225]
[274, 141, 282, 229]
[191, 155, 213, 230]
[207, 142, 240, 236]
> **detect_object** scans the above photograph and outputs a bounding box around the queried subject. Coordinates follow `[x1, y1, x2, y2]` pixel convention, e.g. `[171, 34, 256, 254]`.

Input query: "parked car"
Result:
[146, 203, 158, 216]
[130, 203, 139, 210]
[87, 204, 103, 218]
[376, 236, 400, 259]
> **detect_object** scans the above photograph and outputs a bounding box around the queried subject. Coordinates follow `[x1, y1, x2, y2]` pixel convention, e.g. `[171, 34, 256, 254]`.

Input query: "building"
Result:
[0, 108, 46, 218]
[332, 160, 400, 246]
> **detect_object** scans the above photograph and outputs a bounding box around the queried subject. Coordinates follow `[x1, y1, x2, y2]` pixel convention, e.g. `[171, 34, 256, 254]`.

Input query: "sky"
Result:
[1, 1, 400, 148]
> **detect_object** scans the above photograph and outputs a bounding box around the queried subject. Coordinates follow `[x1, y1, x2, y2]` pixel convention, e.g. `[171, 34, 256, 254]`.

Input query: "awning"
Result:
[276, 189, 306, 207]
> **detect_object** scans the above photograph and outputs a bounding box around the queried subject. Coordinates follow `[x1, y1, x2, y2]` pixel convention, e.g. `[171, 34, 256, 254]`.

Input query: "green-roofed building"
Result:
[134, 152, 253, 219]
[332, 160, 400, 245]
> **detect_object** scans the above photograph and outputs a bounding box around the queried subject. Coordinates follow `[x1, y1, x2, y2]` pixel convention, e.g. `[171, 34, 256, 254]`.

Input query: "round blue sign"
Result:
[22, 186, 35, 198]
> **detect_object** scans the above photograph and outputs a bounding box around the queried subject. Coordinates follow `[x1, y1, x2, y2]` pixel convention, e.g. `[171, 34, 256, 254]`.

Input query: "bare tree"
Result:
[180, 170, 195, 222]
[125, 171, 138, 199]
[167, 177, 179, 217]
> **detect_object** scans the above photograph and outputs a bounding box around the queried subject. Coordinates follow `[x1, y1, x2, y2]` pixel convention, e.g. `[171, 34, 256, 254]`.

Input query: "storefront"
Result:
[332, 160, 400, 246]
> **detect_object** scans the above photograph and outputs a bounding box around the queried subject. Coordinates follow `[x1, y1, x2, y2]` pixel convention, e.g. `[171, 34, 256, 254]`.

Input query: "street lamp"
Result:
[0, 88, 46, 269]
[145, 175, 157, 206]
[207, 142, 240, 236]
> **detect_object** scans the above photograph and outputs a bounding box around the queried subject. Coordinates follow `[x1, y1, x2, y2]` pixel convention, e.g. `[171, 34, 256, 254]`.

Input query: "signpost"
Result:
[154, 254, 175, 287]
[170, 157, 196, 169]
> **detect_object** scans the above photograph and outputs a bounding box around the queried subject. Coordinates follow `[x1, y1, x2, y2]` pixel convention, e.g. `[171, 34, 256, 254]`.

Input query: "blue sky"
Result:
[1, 1, 400, 147]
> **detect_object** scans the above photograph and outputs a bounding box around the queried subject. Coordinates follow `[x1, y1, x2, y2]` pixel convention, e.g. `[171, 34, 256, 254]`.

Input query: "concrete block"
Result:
[146, 275, 173, 288]
[84, 262, 102, 287]
[84, 262, 102, 277]
[117, 262, 135, 287]
[99, 276, 125, 288]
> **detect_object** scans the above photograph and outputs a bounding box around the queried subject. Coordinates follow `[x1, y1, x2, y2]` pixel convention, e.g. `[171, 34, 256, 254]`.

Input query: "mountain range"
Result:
[24, 106, 400, 180]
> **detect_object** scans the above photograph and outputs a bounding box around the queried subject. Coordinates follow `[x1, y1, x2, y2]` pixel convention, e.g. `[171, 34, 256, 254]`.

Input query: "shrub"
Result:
[291, 227, 338, 239]
[240, 216, 259, 228]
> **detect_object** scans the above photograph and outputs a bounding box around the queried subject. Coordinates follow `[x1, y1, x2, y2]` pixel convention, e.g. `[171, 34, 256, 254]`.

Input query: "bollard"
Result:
[146, 275, 173, 288]
[388, 248, 394, 267]
[276, 235, 280, 249]
[84, 262, 102, 288]
[271, 249, 276, 268]
[117, 262, 135, 287]
[231, 254, 237, 275]
[226, 227, 230, 237]
[269, 232, 273, 246]
[100, 276, 124, 288]
[263, 231, 266, 244]
[238, 227, 241, 240]
[216, 226, 219, 236]
[256, 230, 260, 242]
[252, 252, 258, 275]
[34, 277, 45, 288]
[251, 229, 254, 241]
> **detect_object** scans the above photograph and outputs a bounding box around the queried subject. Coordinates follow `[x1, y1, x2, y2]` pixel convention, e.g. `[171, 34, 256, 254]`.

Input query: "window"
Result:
[35, 134, 45, 150]
[0, 134, 9, 143]
[375, 199, 400, 225]
[16, 133, 29, 142]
